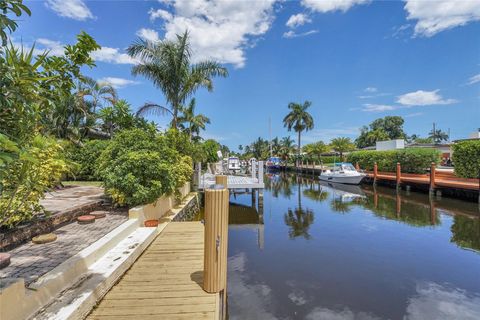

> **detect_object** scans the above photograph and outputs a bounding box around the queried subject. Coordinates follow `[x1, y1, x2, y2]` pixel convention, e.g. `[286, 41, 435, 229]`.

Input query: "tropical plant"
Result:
[356, 116, 406, 148]
[97, 129, 193, 206]
[428, 128, 449, 143]
[65, 139, 110, 181]
[452, 140, 480, 178]
[303, 141, 329, 160]
[178, 98, 210, 140]
[279, 136, 296, 160]
[283, 101, 314, 163]
[0, 0, 31, 46]
[330, 137, 355, 159]
[127, 31, 228, 129]
[79, 77, 118, 114]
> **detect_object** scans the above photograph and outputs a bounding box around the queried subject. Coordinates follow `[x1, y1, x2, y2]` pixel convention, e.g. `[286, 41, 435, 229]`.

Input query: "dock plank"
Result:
[86, 222, 218, 320]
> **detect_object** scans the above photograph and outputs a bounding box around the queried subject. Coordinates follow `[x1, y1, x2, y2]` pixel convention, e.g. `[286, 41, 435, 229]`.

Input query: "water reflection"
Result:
[226, 173, 480, 319]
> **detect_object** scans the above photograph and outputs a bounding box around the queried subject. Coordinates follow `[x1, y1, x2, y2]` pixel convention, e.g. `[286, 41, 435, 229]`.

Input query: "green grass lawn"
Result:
[62, 181, 102, 187]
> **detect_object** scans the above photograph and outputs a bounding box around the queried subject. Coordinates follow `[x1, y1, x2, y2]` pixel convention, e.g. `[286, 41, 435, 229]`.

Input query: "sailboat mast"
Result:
[269, 117, 272, 157]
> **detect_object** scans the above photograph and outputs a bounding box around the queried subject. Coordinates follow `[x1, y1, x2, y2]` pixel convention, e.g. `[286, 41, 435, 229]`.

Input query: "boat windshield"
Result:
[333, 163, 356, 171]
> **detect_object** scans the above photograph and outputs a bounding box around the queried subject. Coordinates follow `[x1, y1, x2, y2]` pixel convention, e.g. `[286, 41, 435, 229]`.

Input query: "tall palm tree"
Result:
[127, 31, 228, 129]
[178, 98, 210, 140]
[283, 101, 314, 164]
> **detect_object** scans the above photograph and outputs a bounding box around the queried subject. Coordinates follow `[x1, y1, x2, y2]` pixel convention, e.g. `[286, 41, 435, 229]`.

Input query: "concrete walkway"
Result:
[41, 186, 104, 214]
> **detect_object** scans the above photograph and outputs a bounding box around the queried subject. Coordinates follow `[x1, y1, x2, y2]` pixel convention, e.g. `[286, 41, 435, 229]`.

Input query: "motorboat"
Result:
[228, 157, 241, 174]
[266, 156, 281, 170]
[319, 162, 366, 185]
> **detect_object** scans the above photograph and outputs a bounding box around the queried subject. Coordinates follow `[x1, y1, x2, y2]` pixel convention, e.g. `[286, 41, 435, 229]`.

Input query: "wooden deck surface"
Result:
[87, 222, 218, 320]
[199, 173, 264, 189]
[365, 172, 479, 190]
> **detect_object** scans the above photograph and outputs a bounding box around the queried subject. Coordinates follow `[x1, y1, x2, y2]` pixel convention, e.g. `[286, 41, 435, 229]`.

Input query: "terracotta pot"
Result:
[144, 220, 159, 227]
[77, 215, 96, 224]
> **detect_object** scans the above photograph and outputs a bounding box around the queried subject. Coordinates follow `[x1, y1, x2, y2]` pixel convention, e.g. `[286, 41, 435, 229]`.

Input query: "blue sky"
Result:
[14, 0, 480, 150]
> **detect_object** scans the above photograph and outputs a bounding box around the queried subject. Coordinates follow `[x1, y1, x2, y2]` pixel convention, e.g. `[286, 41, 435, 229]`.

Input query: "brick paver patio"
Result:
[0, 210, 128, 285]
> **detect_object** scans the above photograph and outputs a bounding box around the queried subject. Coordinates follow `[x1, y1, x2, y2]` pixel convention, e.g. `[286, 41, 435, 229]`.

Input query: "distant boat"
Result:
[228, 157, 241, 174]
[266, 157, 281, 170]
[319, 162, 366, 185]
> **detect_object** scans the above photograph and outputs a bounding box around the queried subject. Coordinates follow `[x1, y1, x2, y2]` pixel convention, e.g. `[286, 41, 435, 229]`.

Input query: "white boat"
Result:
[228, 157, 241, 174]
[319, 162, 366, 185]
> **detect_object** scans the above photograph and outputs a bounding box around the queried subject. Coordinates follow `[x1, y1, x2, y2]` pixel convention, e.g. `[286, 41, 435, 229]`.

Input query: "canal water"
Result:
[225, 173, 480, 320]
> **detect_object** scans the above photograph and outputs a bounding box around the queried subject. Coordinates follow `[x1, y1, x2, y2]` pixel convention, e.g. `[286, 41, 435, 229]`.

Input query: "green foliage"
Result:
[303, 141, 328, 157]
[128, 31, 227, 129]
[97, 129, 193, 207]
[330, 137, 355, 158]
[65, 140, 110, 181]
[347, 148, 440, 173]
[356, 116, 406, 148]
[0, 0, 31, 46]
[452, 140, 480, 178]
[201, 139, 220, 163]
[0, 135, 69, 228]
[283, 101, 314, 156]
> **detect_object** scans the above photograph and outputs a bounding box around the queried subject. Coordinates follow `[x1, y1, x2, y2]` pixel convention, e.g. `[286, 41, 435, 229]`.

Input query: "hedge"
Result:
[347, 148, 440, 174]
[65, 140, 110, 181]
[452, 140, 480, 178]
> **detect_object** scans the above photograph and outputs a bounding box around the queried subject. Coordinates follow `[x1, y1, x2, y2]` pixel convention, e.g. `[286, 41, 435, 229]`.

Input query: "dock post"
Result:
[429, 162, 436, 197]
[373, 162, 378, 185]
[203, 184, 229, 294]
[251, 161, 257, 180]
[258, 161, 264, 184]
[313, 162, 316, 175]
[396, 191, 401, 218]
[215, 175, 228, 189]
[396, 162, 401, 190]
[251, 189, 257, 208]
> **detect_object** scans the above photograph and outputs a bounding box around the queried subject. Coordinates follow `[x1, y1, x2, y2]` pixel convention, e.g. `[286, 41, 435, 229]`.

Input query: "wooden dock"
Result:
[199, 173, 264, 190]
[87, 222, 219, 320]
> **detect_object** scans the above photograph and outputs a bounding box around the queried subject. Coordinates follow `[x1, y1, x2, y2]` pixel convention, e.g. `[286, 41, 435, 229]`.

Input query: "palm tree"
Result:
[428, 128, 449, 143]
[178, 98, 210, 140]
[279, 136, 296, 161]
[127, 31, 228, 129]
[78, 77, 118, 114]
[283, 101, 314, 165]
[330, 137, 355, 160]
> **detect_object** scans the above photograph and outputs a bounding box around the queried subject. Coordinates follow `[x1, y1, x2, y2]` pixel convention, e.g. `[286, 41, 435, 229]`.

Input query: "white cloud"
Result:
[97, 77, 139, 89]
[301, 0, 370, 13]
[304, 126, 360, 142]
[91, 47, 137, 64]
[283, 29, 318, 38]
[467, 73, 480, 85]
[397, 89, 457, 106]
[362, 104, 397, 112]
[35, 38, 65, 56]
[136, 28, 160, 42]
[404, 0, 480, 37]
[364, 87, 377, 93]
[405, 112, 424, 118]
[405, 282, 480, 320]
[306, 306, 381, 320]
[45, 0, 94, 21]
[148, 0, 277, 68]
[286, 13, 311, 28]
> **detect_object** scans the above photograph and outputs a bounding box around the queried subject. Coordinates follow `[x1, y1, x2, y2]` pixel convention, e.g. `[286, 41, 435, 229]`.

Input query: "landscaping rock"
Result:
[77, 215, 96, 224]
[32, 233, 57, 244]
[0, 253, 11, 269]
[144, 220, 159, 227]
[90, 210, 108, 219]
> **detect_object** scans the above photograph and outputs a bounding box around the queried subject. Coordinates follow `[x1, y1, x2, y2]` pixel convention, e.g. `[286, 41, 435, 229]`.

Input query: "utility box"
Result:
[376, 139, 405, 151]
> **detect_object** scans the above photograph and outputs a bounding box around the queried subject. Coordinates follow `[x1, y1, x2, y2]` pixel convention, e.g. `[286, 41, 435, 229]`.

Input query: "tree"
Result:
[127, 31, 228, 129]
[178, 98, 210, 141]
[429, 128, 449, 143]
[330, 137, 355, 159]
[279, 136, 296, 160]
[0, 0, 31, 46]
[283, 101, 314, 164]
[355, 116, 406, 148]
[303, 141, 328, 159]
[79, 77, 118, 114]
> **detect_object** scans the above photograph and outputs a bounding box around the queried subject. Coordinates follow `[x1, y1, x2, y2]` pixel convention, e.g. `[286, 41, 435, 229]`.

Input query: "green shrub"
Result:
[452, 140, 480, 178]
[0, 135, 69, 228]
[97, 129, 193, 207]
[65, 140, 110, 181]
[347, 148, 440, 173]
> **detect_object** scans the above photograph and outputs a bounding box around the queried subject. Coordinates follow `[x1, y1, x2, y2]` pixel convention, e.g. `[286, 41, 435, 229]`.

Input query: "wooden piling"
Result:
[373, 162, 378, 185]
[203, 185, 229, 294]
[215, 175, 228, 189]
[396, 162, 401, 189]
[429, 162, 436, 196]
